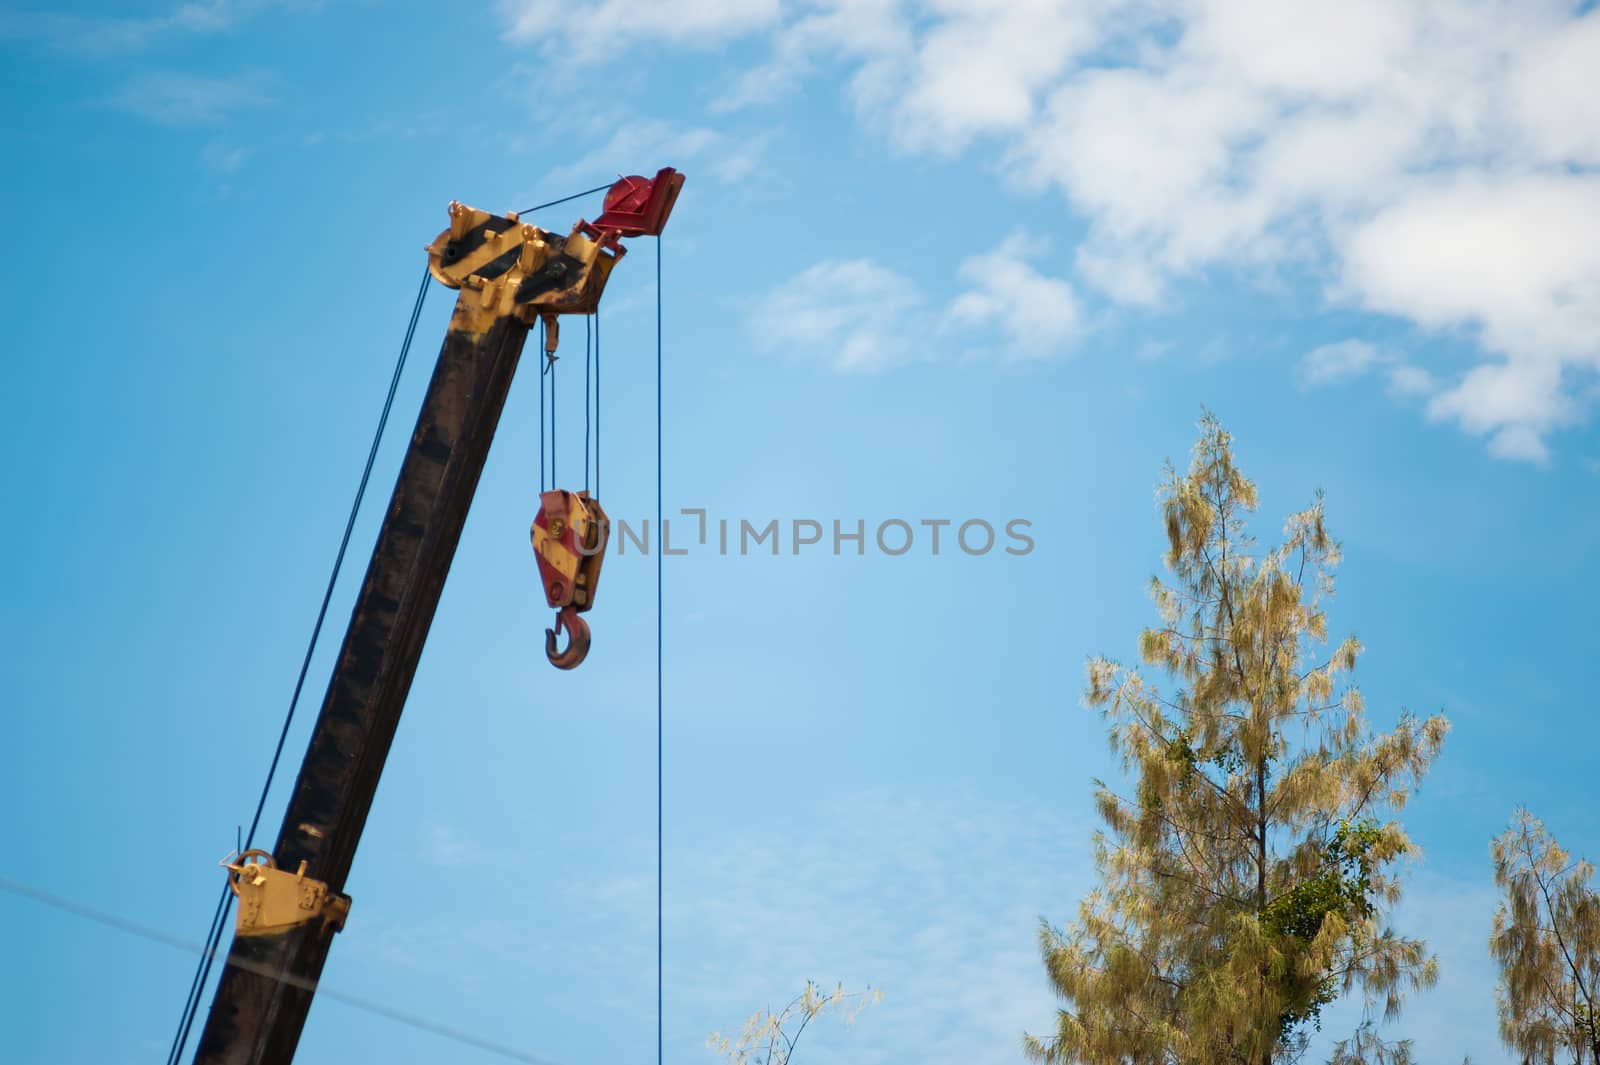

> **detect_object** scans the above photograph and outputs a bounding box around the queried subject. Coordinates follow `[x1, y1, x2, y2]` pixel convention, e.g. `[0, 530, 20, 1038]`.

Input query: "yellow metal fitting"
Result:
[222, 849, 351, 937]
[424, 202, 626, 340]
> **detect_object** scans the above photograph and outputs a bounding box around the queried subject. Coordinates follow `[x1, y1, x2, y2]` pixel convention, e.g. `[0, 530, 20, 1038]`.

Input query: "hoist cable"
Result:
[538, 319, 546, 493]
[164, 265, 431, 1065]
[595, 307, 602, 502]
[548, 344, 557, 486]
[655, 235, 664, 1065]
[584, 314, 592, 494]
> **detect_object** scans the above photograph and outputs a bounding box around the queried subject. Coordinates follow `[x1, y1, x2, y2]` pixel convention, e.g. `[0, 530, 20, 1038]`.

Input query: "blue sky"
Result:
[3, 1, 1598, 1063]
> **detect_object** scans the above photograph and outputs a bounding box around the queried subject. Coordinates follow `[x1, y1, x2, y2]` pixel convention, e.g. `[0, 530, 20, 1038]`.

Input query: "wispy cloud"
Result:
[200, 140, 249, 173]
[758, 235, 1080, 373]
[497, 0, 780, 63]
[943, 232, 1082, 363]
[419, 821, 498, 868]
[1301, 339, 1386, 388]
[570, 788, 1086, 1065]
[755, 257, 928, 373]
[1299, 338, 1444, 419]
[2, 0, 303, 55]
[536, 118, 772, 198]
[108, 71, 273, 126]
[1387, 364, 1436, 398]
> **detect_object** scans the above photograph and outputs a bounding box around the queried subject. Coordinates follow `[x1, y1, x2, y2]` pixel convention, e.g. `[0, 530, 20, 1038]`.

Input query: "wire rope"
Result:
[165, 265, 431, 1065]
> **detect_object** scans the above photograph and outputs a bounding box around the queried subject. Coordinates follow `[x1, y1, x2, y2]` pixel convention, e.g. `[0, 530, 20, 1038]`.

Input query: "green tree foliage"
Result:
[1026, 415, 1450, 1065]
[1491, 810, 1600, 1064]
[708, 981, 880, 1065]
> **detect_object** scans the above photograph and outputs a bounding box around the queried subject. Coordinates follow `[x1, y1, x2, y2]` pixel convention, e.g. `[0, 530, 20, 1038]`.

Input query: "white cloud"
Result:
[944, 232, 1082, 361]
[874, 0, 1105, 155]
[715, 0, 916, 113]
[1299, 338, 1438, 404]
[108, 71, 273, 126]
[1301, 339, 1384, 387]
[538, 119, 769, 197]
[1509, 12, 1600, 166]
[497, 0, 780, 61]
[200, 140, 248, 173]
[498, 0, 1600, 461]
[758, 235, 1080, 371]
[1425, 359, 1574, 464]
[756, 258, 927, 372]
[1386, 363, 1436, 398]
[1001, 2, 1600, 460]
[1340, 176, 1600, 361]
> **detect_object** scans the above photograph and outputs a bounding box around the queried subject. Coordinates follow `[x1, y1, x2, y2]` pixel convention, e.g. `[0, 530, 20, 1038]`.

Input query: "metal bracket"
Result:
[421, 169, 684, 343]
[222, 849, 351, 937]
[425, 205, 625, 340]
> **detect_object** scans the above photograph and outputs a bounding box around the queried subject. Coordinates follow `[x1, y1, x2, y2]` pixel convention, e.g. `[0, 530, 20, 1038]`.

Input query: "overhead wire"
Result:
[5, 874, 562, 1065]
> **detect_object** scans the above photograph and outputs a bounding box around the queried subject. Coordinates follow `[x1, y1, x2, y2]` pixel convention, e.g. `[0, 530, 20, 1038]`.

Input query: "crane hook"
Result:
[545, 604, 590, 670]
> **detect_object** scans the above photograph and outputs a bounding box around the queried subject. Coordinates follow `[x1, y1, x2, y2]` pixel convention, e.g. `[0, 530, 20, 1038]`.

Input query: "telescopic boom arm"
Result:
[192, 168, 681, 1064]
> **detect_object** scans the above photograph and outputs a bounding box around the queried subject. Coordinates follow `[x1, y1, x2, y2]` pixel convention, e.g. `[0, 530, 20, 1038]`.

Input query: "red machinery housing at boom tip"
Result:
[589, 168, 684, 237]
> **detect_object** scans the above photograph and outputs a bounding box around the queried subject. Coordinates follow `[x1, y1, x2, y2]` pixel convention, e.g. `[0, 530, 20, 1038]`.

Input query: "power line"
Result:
[3, 875, 562, 1065]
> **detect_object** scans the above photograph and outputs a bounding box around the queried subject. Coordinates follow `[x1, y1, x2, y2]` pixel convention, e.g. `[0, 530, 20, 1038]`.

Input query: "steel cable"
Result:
[165, 265, 430, 1064]
[655, 234, 664, 1065]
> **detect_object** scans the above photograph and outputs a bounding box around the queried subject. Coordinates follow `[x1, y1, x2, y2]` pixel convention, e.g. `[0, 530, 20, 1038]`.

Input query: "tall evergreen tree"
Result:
[1491, 810, 1599, 1064]
[1026, 415, 1449, 1065]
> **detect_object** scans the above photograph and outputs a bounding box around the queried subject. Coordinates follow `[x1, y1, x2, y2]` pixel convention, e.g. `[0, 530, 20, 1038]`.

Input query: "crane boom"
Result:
[194, 313, 531, 1062]
[192, 172, 682, 1062]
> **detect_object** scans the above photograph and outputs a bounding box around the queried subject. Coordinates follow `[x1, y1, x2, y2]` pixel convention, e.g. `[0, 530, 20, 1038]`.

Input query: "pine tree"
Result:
[1026, 415, 1449, 1065]
[1491, 810, 1600, 1064]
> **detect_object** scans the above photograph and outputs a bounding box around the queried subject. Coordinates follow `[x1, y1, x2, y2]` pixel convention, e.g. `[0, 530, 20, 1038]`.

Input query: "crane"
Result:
[189, 167, 683, 1063]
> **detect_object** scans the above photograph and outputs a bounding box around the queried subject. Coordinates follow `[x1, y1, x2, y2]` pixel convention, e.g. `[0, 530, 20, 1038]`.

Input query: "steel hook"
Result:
[545, 605, 591, 670]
